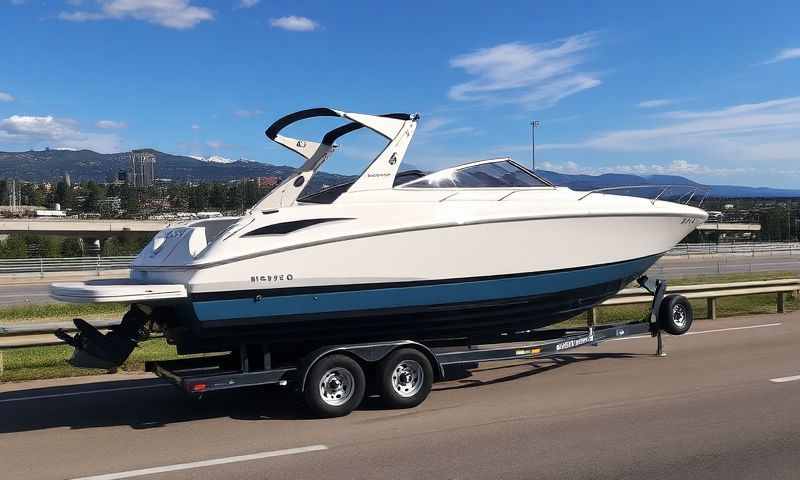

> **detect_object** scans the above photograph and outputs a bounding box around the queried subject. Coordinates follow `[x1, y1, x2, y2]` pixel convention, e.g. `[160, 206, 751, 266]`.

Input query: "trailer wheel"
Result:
[378, 348, 433, 409]
[304, 354, 365, 418]
[660, 294, 693, 335]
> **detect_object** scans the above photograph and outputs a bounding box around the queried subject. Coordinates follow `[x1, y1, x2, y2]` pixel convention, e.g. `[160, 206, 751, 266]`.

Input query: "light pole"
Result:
[530, 120, 540, 170]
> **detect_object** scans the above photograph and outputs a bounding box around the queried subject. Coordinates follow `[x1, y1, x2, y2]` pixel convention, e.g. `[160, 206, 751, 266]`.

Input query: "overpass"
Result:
[697, 223, 761, 232]
[0, 219, 169, 236]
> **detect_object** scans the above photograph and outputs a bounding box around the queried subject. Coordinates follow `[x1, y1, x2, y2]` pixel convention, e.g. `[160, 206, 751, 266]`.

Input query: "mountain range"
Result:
[0, 148, 799, 198]
[0, 148, 352, 189]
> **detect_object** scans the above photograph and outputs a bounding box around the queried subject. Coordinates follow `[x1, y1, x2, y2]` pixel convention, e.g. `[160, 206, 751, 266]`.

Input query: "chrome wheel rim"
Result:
[319, 367, 355, 406]
[672, 304, 688, 328]
[391, 360, 424, 398]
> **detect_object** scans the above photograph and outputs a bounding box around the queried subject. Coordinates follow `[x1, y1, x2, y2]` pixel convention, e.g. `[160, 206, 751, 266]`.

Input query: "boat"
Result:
[51, 107, 708, 369]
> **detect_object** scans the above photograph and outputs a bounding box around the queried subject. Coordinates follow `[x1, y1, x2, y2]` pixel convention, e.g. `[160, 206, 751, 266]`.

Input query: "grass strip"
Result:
[1, 338, 180, 382]
[0, 303, 127, 324]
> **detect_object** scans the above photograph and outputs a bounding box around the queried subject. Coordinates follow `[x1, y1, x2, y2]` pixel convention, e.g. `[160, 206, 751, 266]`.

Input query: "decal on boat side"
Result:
[250, 274, 295, 283]
[680, 217, 699, 224]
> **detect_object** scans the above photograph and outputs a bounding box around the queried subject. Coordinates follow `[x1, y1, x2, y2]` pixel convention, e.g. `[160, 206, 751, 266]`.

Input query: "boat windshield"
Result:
[401, 160, 551, 188]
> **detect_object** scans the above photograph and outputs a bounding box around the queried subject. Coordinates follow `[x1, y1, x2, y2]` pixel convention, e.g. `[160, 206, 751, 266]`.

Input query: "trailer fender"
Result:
[298, 340, 444, 392]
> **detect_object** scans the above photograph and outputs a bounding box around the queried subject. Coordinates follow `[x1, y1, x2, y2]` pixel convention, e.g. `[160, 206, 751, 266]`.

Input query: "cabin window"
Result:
[403, 161, 550, 188]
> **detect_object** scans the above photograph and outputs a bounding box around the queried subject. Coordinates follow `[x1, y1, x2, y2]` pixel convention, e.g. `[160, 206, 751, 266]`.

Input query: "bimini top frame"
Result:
[252, 108, 419, 210]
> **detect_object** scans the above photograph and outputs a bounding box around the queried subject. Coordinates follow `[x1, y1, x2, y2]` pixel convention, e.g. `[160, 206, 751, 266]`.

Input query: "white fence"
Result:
[0, 256, 136, 276]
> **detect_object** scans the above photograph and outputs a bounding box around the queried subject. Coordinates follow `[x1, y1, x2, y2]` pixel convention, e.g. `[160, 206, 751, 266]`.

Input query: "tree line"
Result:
[0, 234, 152, 259]
[0, 178, 274, 217]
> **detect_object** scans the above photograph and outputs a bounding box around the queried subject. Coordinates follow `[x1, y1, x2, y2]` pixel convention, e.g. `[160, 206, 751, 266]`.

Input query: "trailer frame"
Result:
[146, 277, 676, 409]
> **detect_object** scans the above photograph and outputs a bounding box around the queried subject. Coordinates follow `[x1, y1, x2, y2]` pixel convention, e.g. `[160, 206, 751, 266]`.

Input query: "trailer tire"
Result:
[660, 294, 693, 335]
[378, 348, 433, 409]
[304, 354, 365, 418]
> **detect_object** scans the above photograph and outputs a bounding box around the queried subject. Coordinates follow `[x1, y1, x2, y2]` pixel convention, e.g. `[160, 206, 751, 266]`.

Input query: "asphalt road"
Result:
[1, 313, 798, 479]
[0, 282, 53, 305]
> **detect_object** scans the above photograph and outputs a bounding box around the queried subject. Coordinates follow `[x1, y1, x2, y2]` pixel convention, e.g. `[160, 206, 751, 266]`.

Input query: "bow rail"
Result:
[577, 184, 710, 206]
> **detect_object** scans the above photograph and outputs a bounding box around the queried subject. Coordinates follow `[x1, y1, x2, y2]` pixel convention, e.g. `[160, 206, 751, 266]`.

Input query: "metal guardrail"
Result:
[1, 279, 798, 351]
[0, 256, 136, 276]
[667, 243, 800, 256]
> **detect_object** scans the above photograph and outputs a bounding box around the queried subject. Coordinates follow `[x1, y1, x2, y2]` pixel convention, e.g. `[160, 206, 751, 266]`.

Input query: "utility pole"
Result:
[530, 120, 541, 170]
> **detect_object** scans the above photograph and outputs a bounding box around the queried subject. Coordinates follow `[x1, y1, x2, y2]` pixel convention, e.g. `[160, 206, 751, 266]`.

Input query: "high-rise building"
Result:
[128, 150, 156, 187]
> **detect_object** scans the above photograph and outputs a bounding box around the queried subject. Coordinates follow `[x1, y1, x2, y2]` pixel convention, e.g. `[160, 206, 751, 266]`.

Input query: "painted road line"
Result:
[608, 322, 782, 342]
[70, 445, 329, 480]
[0, 384, 170, 404]
[770, 375, 800, 384]
[684, 322, 782, 336]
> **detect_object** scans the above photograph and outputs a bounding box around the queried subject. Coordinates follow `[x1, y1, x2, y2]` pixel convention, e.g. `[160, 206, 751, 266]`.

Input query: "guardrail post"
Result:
[777, 292, 785, 313]
[707, 298, 717, 320]
[39, 257, 44, 278]
[96, 255, 101, 277]
[586, 307, 598, 326]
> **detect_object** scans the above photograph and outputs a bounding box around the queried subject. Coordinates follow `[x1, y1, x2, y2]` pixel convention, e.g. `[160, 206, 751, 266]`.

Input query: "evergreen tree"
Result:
[0, 234, 28, 258]
[102, 238, 123, 256]
[61, 238, 84, 257]
[39, 236, 62, 257]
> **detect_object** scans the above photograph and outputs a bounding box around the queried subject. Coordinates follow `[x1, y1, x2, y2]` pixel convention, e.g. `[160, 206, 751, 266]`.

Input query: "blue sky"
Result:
[2, 0, 800, 187]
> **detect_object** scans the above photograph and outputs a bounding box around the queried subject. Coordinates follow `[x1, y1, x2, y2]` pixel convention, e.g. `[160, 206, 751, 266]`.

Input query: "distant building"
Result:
[117, 170, 128, 183]
[98, 196, 123, 216]
[128, 150, 156, 187]
[64, 172, 71, 188]
[35, 209, 67, 217]
[255, 176, 280, 188]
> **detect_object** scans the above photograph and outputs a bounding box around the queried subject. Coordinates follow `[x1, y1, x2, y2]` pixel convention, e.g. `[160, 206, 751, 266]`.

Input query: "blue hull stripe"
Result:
[192, 256, 657, 322]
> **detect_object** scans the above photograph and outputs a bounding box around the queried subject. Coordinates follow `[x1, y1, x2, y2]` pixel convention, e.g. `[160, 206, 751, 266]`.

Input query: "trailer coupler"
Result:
[54, 305, 150, 370]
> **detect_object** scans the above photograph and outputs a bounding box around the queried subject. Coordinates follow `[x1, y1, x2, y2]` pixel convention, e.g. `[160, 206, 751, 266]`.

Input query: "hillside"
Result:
[0, 149, 352, 187]
[536, 170, 800, 198]
[0, 149, 798, 198]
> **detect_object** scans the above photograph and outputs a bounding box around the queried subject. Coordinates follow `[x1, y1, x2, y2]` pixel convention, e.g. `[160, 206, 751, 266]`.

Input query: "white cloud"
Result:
[448, 33, 601, 109]
[0, 91, 14, 102]
[238, 0, 259, 8]
[191, 123, 200, 130]
[206, 139, 223, 149]
[0, 114, 121, 152]
[637, 99, 674, 109]
[233, 108, 263, 118]
[96, 119, 127, 129]
[540, 96, 800, 165]
[763, 48, 800, 65]
[269, 16, 318, 32]
[59, 0, 214, 30]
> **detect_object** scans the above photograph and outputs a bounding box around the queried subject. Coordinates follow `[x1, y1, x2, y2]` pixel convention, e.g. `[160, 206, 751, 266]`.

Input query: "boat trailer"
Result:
[142, 276, 692, 417]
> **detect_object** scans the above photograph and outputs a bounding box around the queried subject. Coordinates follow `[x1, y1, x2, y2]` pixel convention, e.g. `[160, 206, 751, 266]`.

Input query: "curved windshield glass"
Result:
[403, 161, 549, 188]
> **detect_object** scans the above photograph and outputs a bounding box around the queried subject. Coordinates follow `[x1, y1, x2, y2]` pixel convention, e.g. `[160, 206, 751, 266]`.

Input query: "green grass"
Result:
[666, 271, 798, 286]
[0, 338, 181, 382]
[0, 303, 127, 324]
